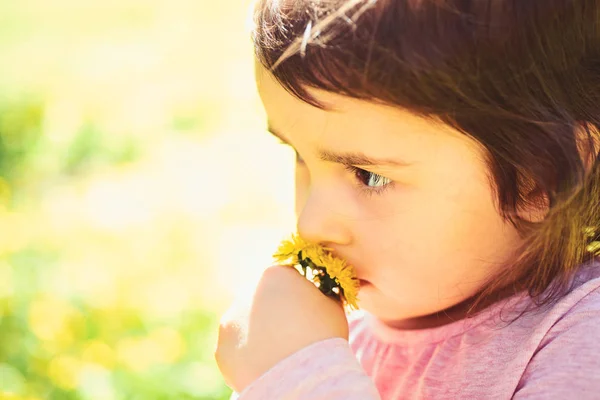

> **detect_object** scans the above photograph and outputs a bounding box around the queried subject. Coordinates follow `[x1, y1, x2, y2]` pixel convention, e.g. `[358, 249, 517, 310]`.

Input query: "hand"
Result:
[215, 265, 349, 393]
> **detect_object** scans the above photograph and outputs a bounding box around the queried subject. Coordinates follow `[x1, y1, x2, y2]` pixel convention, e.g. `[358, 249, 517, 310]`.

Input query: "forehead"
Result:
[255, 62, 477, 158]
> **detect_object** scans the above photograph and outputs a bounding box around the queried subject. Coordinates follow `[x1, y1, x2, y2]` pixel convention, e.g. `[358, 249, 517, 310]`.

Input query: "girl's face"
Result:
[256, 65, 525, 328]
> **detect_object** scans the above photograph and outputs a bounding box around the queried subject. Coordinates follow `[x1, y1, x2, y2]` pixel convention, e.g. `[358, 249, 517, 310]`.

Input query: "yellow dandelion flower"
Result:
[301, 245, 328, 268]
[273, 234, 308, 265]
[273, 233, 360, 310]
[318, 252, 360, 310]
[584, 226, 597, 238]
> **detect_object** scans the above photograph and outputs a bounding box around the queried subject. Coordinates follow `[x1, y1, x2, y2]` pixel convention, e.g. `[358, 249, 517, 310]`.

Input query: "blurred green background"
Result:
[0, 1, 296, 398]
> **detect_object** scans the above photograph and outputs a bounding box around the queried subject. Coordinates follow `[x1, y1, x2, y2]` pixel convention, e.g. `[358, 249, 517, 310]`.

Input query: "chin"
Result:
[356, 286, 438, 323]
[355, 286, 402, 319]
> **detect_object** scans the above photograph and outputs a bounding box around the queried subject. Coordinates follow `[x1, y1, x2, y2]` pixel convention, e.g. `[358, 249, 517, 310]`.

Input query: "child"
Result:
[215, 0, 600, 398]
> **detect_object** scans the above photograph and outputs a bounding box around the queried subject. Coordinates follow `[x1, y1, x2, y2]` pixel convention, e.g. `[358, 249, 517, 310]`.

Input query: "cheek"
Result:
[359, 180, 521, 300]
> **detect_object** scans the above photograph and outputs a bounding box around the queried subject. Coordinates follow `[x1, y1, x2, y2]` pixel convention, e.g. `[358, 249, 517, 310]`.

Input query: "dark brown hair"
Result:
[252, 0, 600, 314]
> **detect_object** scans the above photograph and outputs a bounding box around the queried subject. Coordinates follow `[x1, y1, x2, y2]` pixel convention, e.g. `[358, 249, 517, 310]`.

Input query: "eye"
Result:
[345, 165, 393, 195]
[358, 169, 391, 188]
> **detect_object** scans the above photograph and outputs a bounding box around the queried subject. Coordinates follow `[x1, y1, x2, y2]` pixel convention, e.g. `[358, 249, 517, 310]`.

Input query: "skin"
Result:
[216, 266, 348, 393]
[216, 62, 543, 393]
[255, 63, 526, 327]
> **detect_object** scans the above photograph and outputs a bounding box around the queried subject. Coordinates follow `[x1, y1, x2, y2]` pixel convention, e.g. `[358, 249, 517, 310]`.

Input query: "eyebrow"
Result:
[267, 126, 414, 167]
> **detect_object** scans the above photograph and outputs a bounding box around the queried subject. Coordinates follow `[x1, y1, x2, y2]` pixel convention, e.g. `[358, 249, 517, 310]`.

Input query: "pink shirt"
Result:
[233, 261, 600, 399]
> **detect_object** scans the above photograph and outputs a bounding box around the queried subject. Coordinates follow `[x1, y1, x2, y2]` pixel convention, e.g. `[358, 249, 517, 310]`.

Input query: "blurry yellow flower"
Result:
[1, 397, 43, 400]
[273, 234, 360, 310]
[0, 177, 11, 205]
[28, 296, 76, 344]
[584, 226, 597, 237]
[149, 327, 185, 363]
[47, 356, 81, 390]
[82, 340, 116, 369]
[117, 338, 159, 373]
[588, 241, 600, 255]
[116, 329, 184, 373]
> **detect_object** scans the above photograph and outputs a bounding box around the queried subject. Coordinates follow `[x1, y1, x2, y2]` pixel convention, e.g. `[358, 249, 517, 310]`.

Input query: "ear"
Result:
[517, 185, 550, 224]
[513, 165, 549, 224]
[516, 122, 599, 224]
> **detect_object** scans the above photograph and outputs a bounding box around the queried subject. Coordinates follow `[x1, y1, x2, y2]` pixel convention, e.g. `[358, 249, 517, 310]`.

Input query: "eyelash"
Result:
[285, 145, 394, 198]
[343, 165, 394, 197]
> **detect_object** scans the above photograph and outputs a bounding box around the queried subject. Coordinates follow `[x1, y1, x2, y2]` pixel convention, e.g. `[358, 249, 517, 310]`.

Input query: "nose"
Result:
[296, 186, 353, 247]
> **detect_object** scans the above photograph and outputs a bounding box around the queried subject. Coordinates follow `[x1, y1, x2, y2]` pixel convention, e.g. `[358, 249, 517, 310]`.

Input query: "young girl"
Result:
[215, 0, 600, 398]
